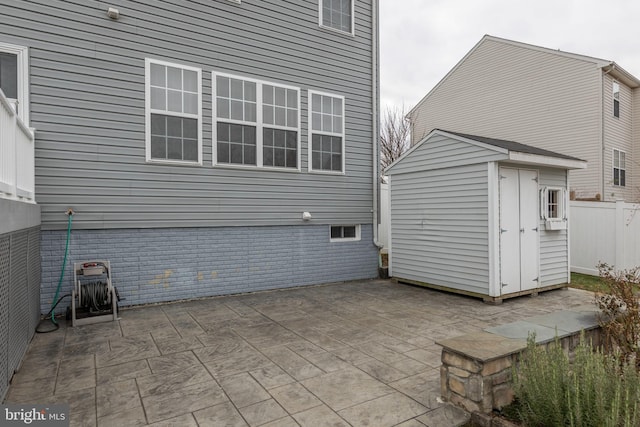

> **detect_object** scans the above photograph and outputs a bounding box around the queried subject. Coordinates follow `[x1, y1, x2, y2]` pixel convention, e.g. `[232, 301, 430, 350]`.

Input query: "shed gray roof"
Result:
[441, 130, 585, 162]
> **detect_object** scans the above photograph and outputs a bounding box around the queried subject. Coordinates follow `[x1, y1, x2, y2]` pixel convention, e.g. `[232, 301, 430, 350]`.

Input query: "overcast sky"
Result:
[379, 0, 640, 112]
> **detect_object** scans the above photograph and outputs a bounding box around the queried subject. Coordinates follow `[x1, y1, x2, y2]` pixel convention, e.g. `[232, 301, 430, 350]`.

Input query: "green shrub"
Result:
[512, 334, 640, 427]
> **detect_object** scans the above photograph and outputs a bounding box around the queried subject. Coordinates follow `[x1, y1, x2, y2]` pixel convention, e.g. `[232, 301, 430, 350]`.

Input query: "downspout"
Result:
[371, 0, 383, 250]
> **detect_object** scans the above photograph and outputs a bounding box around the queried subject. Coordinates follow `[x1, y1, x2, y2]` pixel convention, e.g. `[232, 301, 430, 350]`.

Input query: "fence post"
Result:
[615, 200, 625, 270]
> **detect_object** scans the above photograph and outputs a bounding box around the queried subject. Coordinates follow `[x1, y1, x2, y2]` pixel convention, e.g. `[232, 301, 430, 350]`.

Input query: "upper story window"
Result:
[0, 42, 29, 125]
[145, 59, 202, 164]
[309, 90, 345, 173]
[320, 0, 354, 35]
[613, 148, 626, 186]
[213, 72, 300, 170]
[613, 81, 620, 118]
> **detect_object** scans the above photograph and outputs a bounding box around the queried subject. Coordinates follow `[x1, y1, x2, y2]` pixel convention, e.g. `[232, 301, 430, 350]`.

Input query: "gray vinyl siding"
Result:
[537, 166, 570, 286]
[387, 133, 507, 175]
[603, 74, 634, 201]
[390, 162, 490, 295]
[0, 0, 375, 230]
[409, 37, 602, 200]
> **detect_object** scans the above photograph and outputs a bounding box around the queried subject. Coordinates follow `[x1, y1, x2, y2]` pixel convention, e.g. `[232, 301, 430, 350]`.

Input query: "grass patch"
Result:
[570, 272, 608, 292]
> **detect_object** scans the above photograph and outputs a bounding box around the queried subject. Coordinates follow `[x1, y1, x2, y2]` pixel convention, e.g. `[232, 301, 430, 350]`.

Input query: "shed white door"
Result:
[499, 168, 539, 295]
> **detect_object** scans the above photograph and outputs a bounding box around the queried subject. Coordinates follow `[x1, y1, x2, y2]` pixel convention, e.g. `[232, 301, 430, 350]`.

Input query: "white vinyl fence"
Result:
[570, 201, 640, 275]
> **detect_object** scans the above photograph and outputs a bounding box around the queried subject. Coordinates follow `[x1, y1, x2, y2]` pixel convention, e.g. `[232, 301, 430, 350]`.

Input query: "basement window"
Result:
[330, 225, 360, 242]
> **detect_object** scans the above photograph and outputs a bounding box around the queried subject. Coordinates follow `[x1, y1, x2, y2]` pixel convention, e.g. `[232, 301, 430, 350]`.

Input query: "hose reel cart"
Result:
[71, 260, 120, 327]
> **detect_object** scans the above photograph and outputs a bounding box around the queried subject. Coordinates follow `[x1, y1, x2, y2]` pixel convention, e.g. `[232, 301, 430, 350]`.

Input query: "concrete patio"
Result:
[5, 279, 595, 426]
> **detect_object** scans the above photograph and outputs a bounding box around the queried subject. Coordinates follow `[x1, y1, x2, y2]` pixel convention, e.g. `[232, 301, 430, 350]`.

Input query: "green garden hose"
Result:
[50, 211, 73, 325]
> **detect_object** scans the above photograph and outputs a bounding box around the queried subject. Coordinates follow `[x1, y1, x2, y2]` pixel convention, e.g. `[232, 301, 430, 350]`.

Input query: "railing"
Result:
[0, 88, 35, 203]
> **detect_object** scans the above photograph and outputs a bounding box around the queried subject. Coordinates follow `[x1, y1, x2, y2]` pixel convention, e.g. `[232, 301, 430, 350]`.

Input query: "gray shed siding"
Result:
[389, 133, 574, 296]
[0, 0, 375, 230]
[538, 166, 570, 286]
[389, 162, 491, 295]
[386, 133, 507, 175]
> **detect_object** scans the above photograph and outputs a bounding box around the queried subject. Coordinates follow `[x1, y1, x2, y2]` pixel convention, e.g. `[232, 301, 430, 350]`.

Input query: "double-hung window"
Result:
[613, 81, 620, 118]
[613, 149, 626, 186]
[213, 72, 300, 170]
[0, 42, 29, 125]
[309, 91, 345, 173]
[145, 59, 202, 164]
[320, 0, 354, 35]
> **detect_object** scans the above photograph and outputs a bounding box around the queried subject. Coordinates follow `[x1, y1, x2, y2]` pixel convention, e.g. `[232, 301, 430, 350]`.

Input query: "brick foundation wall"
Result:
[40, 224, 378, 313]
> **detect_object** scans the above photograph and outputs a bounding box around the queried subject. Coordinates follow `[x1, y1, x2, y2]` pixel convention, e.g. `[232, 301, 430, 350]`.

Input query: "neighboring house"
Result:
[0, 0, 381, 313]
[408, 35, 640, 202]
[385, 129, 586, 302]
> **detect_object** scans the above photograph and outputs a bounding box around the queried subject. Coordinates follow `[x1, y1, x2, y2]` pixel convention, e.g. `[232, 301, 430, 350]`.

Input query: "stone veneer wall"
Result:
[439, 327, 603, 414]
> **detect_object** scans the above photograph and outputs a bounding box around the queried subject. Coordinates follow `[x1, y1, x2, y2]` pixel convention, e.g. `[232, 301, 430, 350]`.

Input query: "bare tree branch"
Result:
[380, 105, 410, 173]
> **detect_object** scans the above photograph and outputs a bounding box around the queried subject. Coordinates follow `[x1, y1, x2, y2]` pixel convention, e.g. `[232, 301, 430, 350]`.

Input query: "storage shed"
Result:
[385, 130, 587, 302]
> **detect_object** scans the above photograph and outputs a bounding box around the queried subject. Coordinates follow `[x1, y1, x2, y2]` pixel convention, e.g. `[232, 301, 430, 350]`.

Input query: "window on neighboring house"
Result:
[320, 0, 354, 34]
[613, 148, 626, 186]
[309, 91, 345, 173]
[330, 225, 360, 242]
[0, 42, 29, 125]
[214, 72, 300, 169]
[541, 187, 565, 221]
[146, 59, 202, 164]
[613, 81, 620, 118]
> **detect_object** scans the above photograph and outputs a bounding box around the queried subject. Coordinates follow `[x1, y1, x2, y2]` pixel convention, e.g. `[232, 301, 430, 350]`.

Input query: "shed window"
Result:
[613, 81, 620, 118]
[613, 149, 626, 186]
[309, 91, 345, 173]
[541, 187, 565, 221]
[146, 59, 202, 164]
[330, 225, 360, 242]
[320, 0, 354, 35]
[214, 72, 300, 170]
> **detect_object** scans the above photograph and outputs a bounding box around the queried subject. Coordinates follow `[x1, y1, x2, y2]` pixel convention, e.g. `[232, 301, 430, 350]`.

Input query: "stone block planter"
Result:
[437, 306, 602, 414]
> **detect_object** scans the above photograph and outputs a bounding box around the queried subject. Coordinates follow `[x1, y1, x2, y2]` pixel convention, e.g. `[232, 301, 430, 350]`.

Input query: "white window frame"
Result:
[613, 148, 626, 187]
[613, 81, 620, 118]
[541, 187, 567, 230]
[308, 90, 346, 174]
[145, 58, 203, 165]
[318, 0, 355, 36]
[0, 42, 29, 126]
[540, 187, 566, 221]
[212, 71, 301, 171]
[330, 224, 361, 242]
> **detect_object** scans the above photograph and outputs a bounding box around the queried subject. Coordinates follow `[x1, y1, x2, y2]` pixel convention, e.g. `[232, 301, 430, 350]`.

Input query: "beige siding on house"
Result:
[410, 37, 602, 200]
[603, 74, 636, 201]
